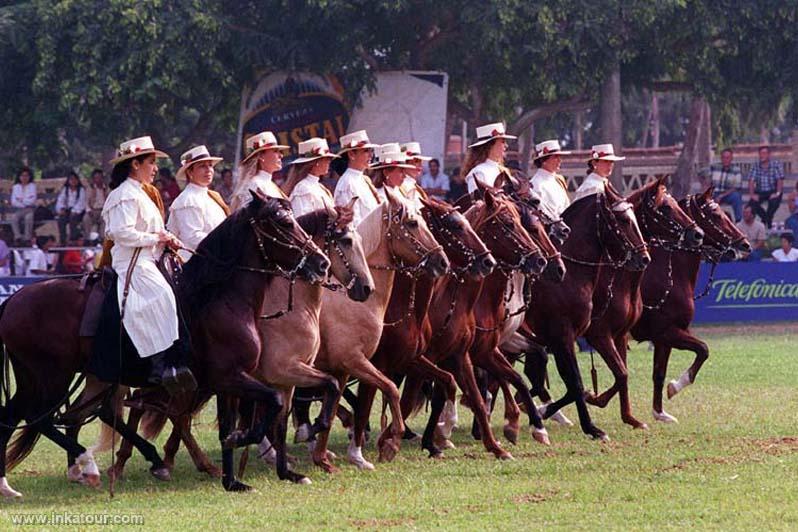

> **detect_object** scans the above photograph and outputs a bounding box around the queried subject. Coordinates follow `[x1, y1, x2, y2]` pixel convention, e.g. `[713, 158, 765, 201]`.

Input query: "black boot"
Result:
[160, 341, 197, 395]
[147, 351, 168, 386]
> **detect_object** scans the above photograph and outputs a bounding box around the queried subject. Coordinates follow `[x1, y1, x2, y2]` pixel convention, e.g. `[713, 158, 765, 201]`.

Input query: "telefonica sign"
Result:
[694, 262, 798, 322]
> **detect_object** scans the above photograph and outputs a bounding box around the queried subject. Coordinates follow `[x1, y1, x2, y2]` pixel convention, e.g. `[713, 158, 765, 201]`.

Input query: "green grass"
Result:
[1, 325, 797, 530]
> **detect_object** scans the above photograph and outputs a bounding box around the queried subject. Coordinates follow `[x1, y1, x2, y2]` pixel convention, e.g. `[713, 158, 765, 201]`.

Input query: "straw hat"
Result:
[468, 122, 518, 148]
[242, 131, 289, 163]
[401, 141, 432, 161]
[175, 145, 223, 181]
[337, 130, 380, 154]
[109, 136, 169, 165]
[588, 143, 626, 162]
[369, 143, 416, 170]
[533, 139, 572, 160]
[291, 137, 339, 165]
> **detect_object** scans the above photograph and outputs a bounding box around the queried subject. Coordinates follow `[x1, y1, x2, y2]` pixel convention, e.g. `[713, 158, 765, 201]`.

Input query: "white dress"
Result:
[233, 170, 286, 210]
[102, 178, 179, 357]
[531, 168, 571, 218]
[290, 174, 335, 217]
[572, 172, 608, 203]
[167, 183, 228, 262]
[334, 167, 381, 227]
[466, 159, 503, 194]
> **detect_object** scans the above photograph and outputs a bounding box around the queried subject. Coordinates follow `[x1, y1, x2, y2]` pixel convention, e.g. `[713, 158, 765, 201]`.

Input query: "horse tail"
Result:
[6, 428, 40, 472]
[140, 411, 168, 441]
[89, 390, 125, 453]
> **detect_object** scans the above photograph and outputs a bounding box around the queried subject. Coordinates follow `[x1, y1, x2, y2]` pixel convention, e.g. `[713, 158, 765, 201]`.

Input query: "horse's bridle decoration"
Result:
[369, 201, 444, 276]
[424, 208, 492, 281]
[472, 200, 539, 273]
[320, 220, 360, 293]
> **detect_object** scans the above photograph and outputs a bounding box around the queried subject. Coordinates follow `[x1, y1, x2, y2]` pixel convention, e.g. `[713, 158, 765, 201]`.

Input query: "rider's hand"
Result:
[158, 231, 183, 250]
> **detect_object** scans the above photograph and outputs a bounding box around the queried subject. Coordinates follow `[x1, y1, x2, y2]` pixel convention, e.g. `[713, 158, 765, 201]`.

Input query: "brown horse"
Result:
[579, 179, 704, 428]
[346, 197, 495, 469]
[524, 188, 651, 440]
[0, 193, 329, 497]
[631, 187, 750, 423]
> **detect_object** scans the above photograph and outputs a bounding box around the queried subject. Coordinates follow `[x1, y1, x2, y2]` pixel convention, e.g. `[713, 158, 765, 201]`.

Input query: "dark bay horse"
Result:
[0, 193, 329, 496]
[580, 179, 704, 428]
[524, 188, 651, 440]
[631, 187, 750, 423]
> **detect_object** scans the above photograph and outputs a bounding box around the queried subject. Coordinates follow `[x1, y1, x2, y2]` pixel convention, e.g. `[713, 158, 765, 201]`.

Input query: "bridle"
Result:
[471, 200, 540, 273]
[369, 201, 444, 276]
[320, 221, 360, 293]
[423, 207, 492, 281]
[636, 192, 698, 249]
[684, 195, 746, 263]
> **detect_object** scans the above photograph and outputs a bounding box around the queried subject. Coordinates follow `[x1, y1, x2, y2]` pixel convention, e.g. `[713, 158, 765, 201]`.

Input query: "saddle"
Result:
[78, 267, 117, 338]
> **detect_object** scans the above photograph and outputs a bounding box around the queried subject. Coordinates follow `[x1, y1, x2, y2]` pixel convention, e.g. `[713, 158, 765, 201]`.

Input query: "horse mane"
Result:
[357, 202, 387, 258]
[626, 178, 665, 208]
[562, 193, 599, 223]
[295, 209, 331, 239]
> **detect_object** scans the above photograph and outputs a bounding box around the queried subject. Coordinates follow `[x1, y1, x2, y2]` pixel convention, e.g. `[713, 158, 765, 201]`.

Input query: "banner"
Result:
[693, 262, 798, 323]
[0, 277, 37, 303]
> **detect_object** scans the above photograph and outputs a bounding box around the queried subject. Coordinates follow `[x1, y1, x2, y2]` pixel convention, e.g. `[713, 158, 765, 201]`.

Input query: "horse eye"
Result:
[277, 212, 294, 227]
[660, 205, 672, 215]
[340, 237, 353, 246]
[406, 219, 419, 229]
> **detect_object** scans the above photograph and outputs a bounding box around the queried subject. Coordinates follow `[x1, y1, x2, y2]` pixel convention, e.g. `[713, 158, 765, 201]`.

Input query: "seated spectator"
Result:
[704, 148, 744, 222]
[771, 232, 798, 262]
[83, 168, 108, 244]
[24, 236, 55, 275]
[420, 158, 450, 201]
[215, 168, 235, 205]
[446, 166, 467, 204]
[747, 145, 784, 228]
[0, 232, 10, 276]
[10, 167, 37, 246]
[736, 204, 767, 261]
[785, 181, 798, 237]
[56, 171, 87, 245]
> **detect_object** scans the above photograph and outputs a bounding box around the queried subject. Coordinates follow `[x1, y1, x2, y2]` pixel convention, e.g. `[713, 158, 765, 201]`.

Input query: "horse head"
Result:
[467, 183, 547, 276]
[496, 172, 571, 247]
[628, 176, 704, 249]
[247, 190, 330, 283]
[681, 186, 751, 261]
[382, 187, 449, 278]
[420, 196, 496, 280]
[598, 186, 651, 272]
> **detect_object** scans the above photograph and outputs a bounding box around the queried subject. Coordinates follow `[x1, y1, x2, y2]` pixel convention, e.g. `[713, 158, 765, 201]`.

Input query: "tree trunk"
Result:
[672, 95, 706, 197]
[520, 125, 534, 176]
[651, 92, 660, 148]
[573, 110, 584, 150]
[599, 61, 623, 190]
[697, 100, 712, 169]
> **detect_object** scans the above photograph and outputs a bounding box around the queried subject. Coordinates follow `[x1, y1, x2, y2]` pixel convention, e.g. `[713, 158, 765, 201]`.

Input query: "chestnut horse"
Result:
[631, 187, 750, 423]
[0, 194, 329, 497]
[524, 188, 651, 440]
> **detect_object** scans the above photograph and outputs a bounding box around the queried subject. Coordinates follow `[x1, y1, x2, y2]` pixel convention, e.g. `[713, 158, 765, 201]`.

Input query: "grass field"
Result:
[1, 324, 796, 530]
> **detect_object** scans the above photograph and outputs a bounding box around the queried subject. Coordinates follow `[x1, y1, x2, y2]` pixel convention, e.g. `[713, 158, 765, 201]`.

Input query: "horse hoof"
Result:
[653, 409, 679, 423]
[80, 473, 101, 488]
[532, 428, 551, 446]
[67, 464, 83, 483]
[503, 424, 520, 445]
[666, 381, 678, 399]
[297, 476, 312, 485]
[349, 457, 375, 471]
[377, 440, 399, 463]
[316, 461, 339, 474]
[294, 424, 312, 443]
[199, 464, 223, 478]
[496, 450, 514, 461]
[150, 467, 171, 481]
[223, 479, 254, 492]
[0, 477, 22, 498]
[634, 422, 649, 430]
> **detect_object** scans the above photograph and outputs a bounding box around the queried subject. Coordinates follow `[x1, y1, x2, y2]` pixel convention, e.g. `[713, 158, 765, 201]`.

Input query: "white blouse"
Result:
[530, 168, 571, 218]
[234, 170, 286, 210]
[334, 167, 381, 227]
[466, 159, 502, 193]
[572, 172, 608, 203]
[290, 174, 335, 217]
[167, 183, 227, 262]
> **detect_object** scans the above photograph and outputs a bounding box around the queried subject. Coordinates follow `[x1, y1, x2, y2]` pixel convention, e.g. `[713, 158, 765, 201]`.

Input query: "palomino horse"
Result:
[403, 186, 545, 459]
[0, 193, 328, 497]
[102, 204, 374, 484]
[524, 188, 651, 440]
[310, 187, 449, 472]
[580, 178, 704, 428]
[631, 186, 750, 423]
[346, 196, 495, 469]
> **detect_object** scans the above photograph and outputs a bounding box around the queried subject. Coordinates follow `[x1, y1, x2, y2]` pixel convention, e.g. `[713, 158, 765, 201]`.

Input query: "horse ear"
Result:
[703, 185, 715, 200]
[483, 186, 496, 208]
[494, 172, 508, 190]
[249, 189, 264, 208]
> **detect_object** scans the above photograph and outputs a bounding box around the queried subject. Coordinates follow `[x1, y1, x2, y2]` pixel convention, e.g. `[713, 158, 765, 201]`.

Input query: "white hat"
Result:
[242, 131, 289, 163]
[338, 130, 380, 154]
[175, 145, 223, 181]
[109, 136, 169, 165]
[291, 137, 340, 165]
[370, 143, 415, 170]
[588, 143, 625, 162]
[401, 141, 432, 161]
[534, 139, 572, 160]
[468, 122, 518, 148]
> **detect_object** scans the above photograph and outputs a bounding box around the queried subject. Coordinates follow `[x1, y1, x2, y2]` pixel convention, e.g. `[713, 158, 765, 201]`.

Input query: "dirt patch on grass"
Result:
[349, 517, 416, 529]
[657, 437, 798, 474]
[748, 436, 798, 456]
[512, 489, 560, 504]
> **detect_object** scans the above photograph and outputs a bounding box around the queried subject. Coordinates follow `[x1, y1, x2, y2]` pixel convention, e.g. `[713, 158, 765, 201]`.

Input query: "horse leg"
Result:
[0, 399, 23, 498]
[311, 376, 345, 474]
[106, 405, 143, 482]
[615, 334, 647, 429]
[420, 381, 447, 458]
[36, 419, 100, 488]
[349, 381, 377, 470]
[171, 413, 220, 478]
[292, 391, 314, 443]
[585, 335, 646, 429]
[162, 420, 181, 470]
[523, 344, 573, 426]
[662, 328, 710, 401]
[272, 392, 310, 484]
[470, 368, 490, 441]
[652, 342, 678, 423]
[217, 393, 249, 491]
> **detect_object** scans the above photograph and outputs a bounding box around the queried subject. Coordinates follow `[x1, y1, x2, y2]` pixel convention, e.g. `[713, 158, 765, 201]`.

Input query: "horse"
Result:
[346, 196, 495, 469]
[309, 187, 449, 472]
[102, 204, 374, 484]
[0, 192, 329, 497]
[523, 187, 651, 441]
[578, 178, 704, 428]
[631, 186, 750, 423]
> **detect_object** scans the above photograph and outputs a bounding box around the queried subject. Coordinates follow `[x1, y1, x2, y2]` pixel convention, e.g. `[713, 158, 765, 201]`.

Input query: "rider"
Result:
[167, 145, 230, 262]
[400, 141, 432, 211]
[464, 122, 517, 194]
[333, 130, 382, 226]
[572, 144, 625, 203]
[231, 131, 290, 210]
[102, 136, 196, 394]
[530, 139, 572, 219]
[370, 144, 417, 203]
[283, 138, 339, 217]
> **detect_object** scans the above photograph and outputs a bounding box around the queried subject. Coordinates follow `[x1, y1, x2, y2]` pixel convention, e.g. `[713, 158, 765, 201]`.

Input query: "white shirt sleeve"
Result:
[290, 192, 324, 218]
[169, 205, 208, 252]
[334, 178, 356, 208]
[56, 189, 67, 211]
[24, 184, 37, 207]
[107, 199, 161, 248]
[73, 188, 87, 213]
[10, 184, 24, 208]
[466, 170, 484, 194]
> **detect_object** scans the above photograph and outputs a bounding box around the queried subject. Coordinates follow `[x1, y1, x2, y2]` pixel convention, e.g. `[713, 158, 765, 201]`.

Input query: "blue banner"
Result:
[693, 262, 798, 323]
[0, 277, 38, 303]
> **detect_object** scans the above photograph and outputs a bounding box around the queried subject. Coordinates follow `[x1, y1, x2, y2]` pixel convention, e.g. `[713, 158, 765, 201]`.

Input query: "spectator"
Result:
[771, 232, 798, 262]
[215, 168, 235, 205]
[704, 148, 744, 222]
[736, 204, 767, 261]
[10, 167, 37, 245]
[420, 158, 450, 201]
[24, 235, 55, 275]
[55, 171, 87, 244]
[0, 231, 10, 276]
[785, 181, 798, 236]
[159, 168, 181, 209]
[83, 168, 108, 243]
[747, 145, 784, 228]
[446, 166, 467, 203]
